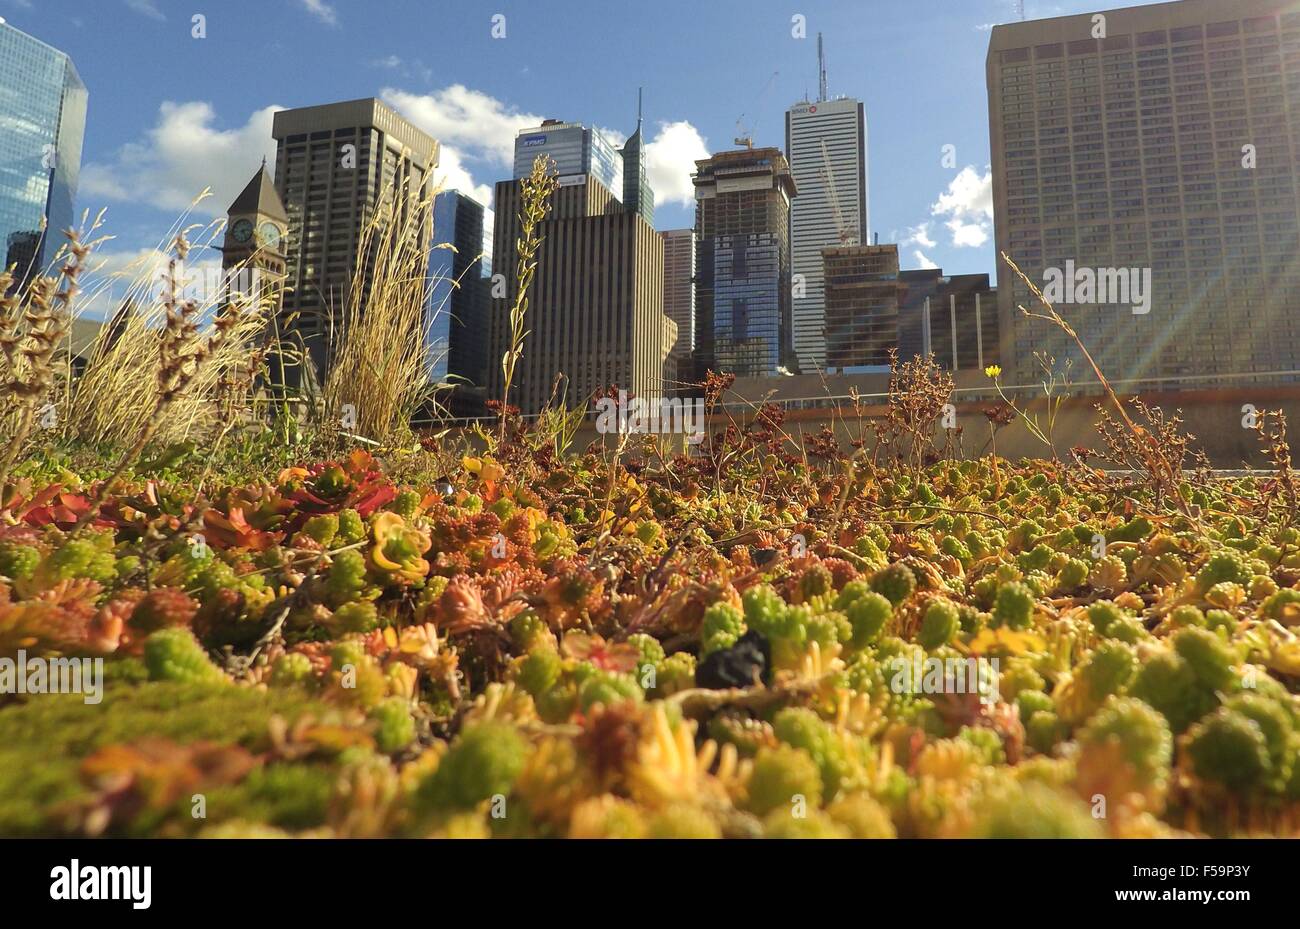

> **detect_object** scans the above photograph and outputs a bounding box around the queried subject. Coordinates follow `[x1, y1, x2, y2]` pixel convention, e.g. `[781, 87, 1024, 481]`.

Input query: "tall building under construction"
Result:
[692, 147, 798, 379]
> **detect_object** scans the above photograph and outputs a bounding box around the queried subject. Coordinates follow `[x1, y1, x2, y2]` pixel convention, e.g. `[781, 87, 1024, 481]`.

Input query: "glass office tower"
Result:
[0, 21, 87, 283]
[512, 120, 621, 195]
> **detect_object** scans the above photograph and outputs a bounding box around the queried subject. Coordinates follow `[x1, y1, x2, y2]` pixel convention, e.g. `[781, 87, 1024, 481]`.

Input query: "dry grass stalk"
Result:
[321, 172, 440, 443]
[63, 206, 270, 447]
[1000, 251, 1190, 515]
[498, 154, 558, 442]
[0, 227, 91, 497]
[873, 349, 954, 479]
[72, 233, 253, 532]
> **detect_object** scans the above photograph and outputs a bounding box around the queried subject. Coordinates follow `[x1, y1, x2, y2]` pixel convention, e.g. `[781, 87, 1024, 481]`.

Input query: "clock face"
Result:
[257, 222, 282, 250]
[230, 218, 254, 244]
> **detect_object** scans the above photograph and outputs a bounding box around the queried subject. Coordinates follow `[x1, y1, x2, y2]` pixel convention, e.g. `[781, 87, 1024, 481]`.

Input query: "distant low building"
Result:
[822, 242, 997, 373]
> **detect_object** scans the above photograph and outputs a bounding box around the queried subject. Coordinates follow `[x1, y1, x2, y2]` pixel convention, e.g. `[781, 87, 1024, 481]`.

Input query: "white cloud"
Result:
[124, 0, 164, 19]
[931, 165, 993, 248]
[932, 165, 993, 219]
[81, 102, 281, 218]
[432, 145, 493, 208]
[382, 85, 544, 168]
[645, 121, 708, 207]
[298, 0, 337, 26]
[912, 250, 938, 270]
[383, 85, 549, 214]
[946, 218, 989, 248]
[900, 222, 936, 250]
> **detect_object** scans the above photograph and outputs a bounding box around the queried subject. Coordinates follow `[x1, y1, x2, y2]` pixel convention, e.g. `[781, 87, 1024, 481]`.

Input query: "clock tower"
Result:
[222, 160, 289, 315]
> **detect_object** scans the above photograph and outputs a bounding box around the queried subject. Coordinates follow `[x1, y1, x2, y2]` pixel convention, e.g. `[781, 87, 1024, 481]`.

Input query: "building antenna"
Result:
[734, 69, 779, 150]
[1015, 0, 1025, 20]
[636, 86, 643, 132]
[817, 32, 828, 102]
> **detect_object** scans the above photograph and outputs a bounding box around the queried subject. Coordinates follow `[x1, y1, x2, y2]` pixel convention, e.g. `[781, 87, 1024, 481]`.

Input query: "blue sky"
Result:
[8, 0, 1170, 282]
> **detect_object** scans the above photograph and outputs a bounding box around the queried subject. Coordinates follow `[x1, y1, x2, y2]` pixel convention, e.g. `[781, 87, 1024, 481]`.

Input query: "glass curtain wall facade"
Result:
[0, 22, 86, 283]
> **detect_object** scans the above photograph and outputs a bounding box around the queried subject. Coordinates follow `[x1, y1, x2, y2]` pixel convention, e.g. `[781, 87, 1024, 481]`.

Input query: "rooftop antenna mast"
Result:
[817, 32, 828, 102]
[636, 86, 643, 131]
[1015, 0, 1025, 20]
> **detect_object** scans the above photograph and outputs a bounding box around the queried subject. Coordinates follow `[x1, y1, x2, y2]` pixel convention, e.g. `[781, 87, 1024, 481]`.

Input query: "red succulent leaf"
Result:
[202, 507, 279, 551]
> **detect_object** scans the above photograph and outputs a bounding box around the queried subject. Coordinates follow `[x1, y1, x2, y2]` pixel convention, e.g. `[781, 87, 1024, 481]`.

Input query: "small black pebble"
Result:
[696, 630, 771, 689]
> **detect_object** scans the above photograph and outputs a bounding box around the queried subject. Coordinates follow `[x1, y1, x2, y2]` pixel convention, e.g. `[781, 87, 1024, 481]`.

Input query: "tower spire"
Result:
[636, 86, 643, 132]
[817, 33, 828, 102]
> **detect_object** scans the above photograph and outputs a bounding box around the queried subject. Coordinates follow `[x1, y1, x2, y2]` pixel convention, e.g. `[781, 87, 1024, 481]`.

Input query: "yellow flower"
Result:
[984, 365, 1002, 379]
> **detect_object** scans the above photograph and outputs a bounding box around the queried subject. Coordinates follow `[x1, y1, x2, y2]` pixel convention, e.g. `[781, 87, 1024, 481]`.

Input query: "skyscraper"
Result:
[0, 21, 86, 285]
[987, 0, 1300, 387]
[488, 173, 672, 416]
[271, 98, 438, 382]
[621, 91, 654, 227]
[660, 228, 695, 370]
[511, 120, 621, 195]
[785, 37, 868, 372]
[692, 147, 798, 378]
[429, 190, 490, 393]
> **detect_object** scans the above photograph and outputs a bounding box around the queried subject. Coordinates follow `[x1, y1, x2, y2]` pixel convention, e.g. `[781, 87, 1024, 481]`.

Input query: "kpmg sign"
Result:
[521, 134, 548, 147]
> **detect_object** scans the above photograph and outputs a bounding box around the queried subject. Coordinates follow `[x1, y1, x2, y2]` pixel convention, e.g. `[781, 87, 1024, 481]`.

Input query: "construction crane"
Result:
[734, 69, 779, 149]
[819, 139, 858, 246]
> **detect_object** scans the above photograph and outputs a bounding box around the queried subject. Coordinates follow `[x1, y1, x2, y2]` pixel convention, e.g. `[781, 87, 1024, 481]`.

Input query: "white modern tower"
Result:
[785, 37, 868, 372]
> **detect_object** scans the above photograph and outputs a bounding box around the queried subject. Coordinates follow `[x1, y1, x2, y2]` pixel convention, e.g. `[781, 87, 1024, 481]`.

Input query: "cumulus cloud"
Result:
[912, 250, 939, 270]
[645, 121, 708, 207]
[930, 165, 993, 248]
[900, 222, 936, 250]
[945, 218, 989, 247]
[298, 0, 337, 26]
[385, 85, 707, 213]
[432, 145, 494, 209]
[382, 85, 544, 168]
[381, 85, 548, 208]
[81, 102, 281, 217]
